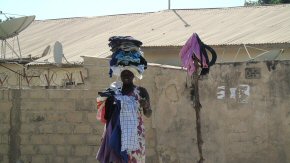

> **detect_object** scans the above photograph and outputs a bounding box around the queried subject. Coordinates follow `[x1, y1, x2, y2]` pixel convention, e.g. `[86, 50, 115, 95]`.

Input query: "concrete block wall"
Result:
[20, 89, 102, 163]
[0, 90, 11, 163]
[0, 89, 103, 163]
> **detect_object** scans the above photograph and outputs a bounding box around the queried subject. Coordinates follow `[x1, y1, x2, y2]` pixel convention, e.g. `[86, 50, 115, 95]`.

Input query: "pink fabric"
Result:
[179, 33, 208, 75]
[96, 97, 107, 124]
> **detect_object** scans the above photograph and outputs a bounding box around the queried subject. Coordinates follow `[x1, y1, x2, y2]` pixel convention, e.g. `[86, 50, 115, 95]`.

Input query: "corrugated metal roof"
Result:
[6, 4, 290, 64]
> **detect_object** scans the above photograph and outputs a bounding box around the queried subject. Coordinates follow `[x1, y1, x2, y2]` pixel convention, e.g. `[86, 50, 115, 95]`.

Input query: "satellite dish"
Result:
[250, 49, 284, 61]
[0, 16, 35, 40]
[53, 41, 64, 64]
[0, 14, 35, 59]
[41, 45, 51, 57]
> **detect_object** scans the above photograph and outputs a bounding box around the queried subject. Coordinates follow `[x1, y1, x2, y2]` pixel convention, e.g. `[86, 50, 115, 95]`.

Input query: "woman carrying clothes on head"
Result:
[97, 36, 151, 163]
[97, 69, 152, 163]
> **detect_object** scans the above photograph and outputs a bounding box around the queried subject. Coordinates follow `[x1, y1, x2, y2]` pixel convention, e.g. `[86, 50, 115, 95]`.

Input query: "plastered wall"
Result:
[84, 57, 290, 163]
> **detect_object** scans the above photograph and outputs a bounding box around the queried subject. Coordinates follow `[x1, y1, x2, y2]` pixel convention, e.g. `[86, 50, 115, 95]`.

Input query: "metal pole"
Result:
[17, 36, 22, 61]
[5, 40, 21, 58]
[168, 0, 171, 9]
[1, 40, 7, 59]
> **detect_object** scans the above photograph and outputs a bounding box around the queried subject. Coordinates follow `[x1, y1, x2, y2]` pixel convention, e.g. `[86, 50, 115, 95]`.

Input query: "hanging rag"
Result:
[179, 33, 217, 75]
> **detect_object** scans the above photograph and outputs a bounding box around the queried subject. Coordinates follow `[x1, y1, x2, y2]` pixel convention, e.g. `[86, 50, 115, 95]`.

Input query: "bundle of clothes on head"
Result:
[108, 36, 147, 79]
[179, 33, 217, 76]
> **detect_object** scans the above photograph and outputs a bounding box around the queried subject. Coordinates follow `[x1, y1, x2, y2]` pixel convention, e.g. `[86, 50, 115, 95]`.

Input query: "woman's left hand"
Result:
[139, 98, 149, 108]
[139, 98, 152, 117]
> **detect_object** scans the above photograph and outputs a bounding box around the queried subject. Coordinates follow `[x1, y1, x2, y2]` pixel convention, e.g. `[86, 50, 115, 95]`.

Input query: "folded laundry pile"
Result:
[108, 36, 147, 79]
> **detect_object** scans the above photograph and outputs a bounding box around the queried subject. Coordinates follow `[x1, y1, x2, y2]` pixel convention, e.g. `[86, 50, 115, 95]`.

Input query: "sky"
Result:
[1, 0, 246, 20]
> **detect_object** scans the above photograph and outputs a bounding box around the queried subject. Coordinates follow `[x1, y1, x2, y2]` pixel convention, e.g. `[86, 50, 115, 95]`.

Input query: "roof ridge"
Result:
[36, 11, 158, 21]
[35, 4, 290, 21]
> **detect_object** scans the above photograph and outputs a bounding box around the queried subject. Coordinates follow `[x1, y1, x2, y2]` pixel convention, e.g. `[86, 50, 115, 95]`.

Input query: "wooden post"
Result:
[191, 57, 204, 163]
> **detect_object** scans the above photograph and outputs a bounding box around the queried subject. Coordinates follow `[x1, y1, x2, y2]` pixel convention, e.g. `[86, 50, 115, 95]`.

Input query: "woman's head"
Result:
[121, 70, 134, 85]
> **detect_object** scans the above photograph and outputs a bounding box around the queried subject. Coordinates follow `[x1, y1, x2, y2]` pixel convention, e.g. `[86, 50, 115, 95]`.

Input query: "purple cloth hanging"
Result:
[179, 33, 209, 75]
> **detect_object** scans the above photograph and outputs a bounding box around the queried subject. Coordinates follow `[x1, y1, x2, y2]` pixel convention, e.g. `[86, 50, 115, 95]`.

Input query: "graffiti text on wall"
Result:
[217, 84, 250, 103]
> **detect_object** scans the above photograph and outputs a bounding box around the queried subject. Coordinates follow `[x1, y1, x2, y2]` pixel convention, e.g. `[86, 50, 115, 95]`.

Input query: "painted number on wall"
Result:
[217, 84, 250, 103]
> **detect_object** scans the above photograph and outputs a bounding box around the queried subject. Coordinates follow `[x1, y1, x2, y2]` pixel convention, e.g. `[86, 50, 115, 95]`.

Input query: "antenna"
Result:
[53, 41, 64, 64]
[0, 13, 35, 60]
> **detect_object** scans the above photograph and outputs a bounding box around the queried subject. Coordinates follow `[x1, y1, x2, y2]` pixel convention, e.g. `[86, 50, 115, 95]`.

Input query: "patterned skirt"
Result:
[128, 114, 145, 163]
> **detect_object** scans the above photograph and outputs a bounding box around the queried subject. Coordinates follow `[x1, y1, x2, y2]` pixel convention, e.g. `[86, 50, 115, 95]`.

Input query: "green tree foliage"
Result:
[258, 0, 290, 4]
[244, 0, 290, 5]
[244, 0, 259, 6]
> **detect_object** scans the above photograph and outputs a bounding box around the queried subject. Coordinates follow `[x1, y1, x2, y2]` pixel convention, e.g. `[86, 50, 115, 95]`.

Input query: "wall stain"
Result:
[8, 89, 22, 163]
[31, 115, 45, 122]
[266, 61, 279, 71]
[190, 72, 204, 163]
[165, 84, 179, 102]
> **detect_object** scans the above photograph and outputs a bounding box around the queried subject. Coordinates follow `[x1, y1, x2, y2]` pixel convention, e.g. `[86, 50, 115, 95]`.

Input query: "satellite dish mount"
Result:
[0, 12, 35, 60]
